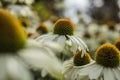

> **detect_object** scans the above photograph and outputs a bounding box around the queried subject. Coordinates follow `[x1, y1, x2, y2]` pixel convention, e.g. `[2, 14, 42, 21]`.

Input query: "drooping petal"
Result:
[80, 62, 103, 79]
[55, 35, 66, 47]
[103, 68, 115, 80]
[6, 55, 33, 80]
[19, 48, 63, 80]
[74, 36, 89, 57]
[75, 36, 89, 51]
[63, 59, 93, 80]
[40, 41, 63, 54]
[0, 55, 7, 79]
[112, 68, 120, 80]
[36, 34, 58, 43]
[68, 35, 88, 57]
[63, 59, 74, 75]
[68, 36, 78, 52]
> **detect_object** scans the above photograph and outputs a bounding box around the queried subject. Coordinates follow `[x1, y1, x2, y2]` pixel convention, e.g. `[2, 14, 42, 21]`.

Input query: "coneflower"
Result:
[63, 51, 93, 80]
[0, 9, 62, 80]
[36, 18, 89, 60]
[77, 43, 120, 80]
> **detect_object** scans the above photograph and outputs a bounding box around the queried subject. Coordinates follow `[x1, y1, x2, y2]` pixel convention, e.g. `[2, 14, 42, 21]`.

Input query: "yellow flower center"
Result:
[73, 51, 91, 66]
[53, 19, 75, 35]
[95, 43, 120, 68]
[0, 9, 27, 52]
[36, 23, 49, 34]
[114, 39, 120, 50]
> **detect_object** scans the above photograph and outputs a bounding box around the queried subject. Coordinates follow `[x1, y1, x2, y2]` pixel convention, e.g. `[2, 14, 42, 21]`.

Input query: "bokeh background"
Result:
[0, 0, 120, 58]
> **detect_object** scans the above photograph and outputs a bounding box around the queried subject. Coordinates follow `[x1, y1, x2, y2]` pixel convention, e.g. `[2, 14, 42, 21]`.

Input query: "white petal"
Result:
[68, 36, 78, 52]
[75, 36, 89, 51]
[6, 55, 33, 80]
[63, 60, 96, 80]
[19, 48, 63, 80]
[55, 35, 66, 47]
[80, 62, 103, 79]
[103, 68, 115, 80]
[36, 34, 58, 43]
[0, 55, 7, 80]
[41, 69, 48, 77]
[63, 59, 74, 75]
[68, 36, 88, 57]
[42, 41, 63, 53]
[75, 74, 89, 80]
[112, 68, 120, 80]
[73, 36, 88, 57]
[35, 34, 51, 41]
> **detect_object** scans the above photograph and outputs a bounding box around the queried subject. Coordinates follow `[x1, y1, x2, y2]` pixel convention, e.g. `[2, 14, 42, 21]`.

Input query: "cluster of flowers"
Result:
[63, 41, 120, 80]
[76, 22, 120, 55]
[0, 8, 120, 80]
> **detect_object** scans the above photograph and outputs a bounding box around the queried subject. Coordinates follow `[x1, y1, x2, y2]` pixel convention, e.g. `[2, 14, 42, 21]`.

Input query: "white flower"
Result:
[36, 33, 88, 58]
[63, 59, 94, 80]
[0, 39, 43, 80]
[19, 40, 64, 80]
[0, 54, 33, 80]
[78, 61, 120, 80]
[36, 19, 89, 59]
[0, 9, 63, 80]
[70, 43, 120, 80]
[0, 39, 64, 80]
[63, 51, 93, 80]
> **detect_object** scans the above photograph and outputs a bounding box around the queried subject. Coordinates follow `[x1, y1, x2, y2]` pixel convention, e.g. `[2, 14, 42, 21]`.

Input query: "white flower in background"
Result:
[7, 4, 40, 33]
[107, 30, 120, 43]
[0, 9, 63, 80]
[77, 43, 120, 80]
[63, 50, 93, 80]
[83, 37, 99, 53]
[36, 19, 89, 60]
[5, 0, 34, 5]
[116, 23, 120, 32]
[87, 23, 100, 37]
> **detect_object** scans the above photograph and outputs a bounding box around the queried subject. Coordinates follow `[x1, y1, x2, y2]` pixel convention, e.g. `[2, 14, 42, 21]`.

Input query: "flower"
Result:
[95, 43, 120, 68]
[63, 51, 93, 80]
[36, 23, 49, 35]
[36, 18, 89, 60]
[0, 9, 27, 52]
[7, 3, 40, 33]
[76, 43, 120, 80]
[73, 51, 91, 66]
[0, 9, 63, 80]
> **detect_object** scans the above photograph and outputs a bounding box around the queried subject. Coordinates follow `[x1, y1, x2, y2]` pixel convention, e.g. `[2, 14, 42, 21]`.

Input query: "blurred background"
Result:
[0, 0, 120, 56]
